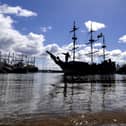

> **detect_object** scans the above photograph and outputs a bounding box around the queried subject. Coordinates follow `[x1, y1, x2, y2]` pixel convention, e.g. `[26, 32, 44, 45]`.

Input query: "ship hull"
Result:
[59, 61, 89, 75]
[46, 51, 116, 75]
[59, 61, 116, 75]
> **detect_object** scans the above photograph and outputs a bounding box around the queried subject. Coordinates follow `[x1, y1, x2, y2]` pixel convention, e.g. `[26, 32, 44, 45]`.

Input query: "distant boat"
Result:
[12, 62, 38, 73]
[0, 53, 38, 73]
[47, 22, 116, 75]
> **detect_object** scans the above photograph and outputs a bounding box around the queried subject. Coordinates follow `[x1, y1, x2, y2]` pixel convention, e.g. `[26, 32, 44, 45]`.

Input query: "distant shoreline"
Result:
[39, 69, 63, 73]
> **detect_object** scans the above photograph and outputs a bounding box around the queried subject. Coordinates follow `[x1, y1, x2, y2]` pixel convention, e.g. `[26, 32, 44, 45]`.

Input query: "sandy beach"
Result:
[0, 112, 126, 126]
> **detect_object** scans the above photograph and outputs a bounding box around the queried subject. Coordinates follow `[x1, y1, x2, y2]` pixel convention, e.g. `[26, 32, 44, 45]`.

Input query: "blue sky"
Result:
[1, 0, 126, 47]
[0, 0, 126, 68]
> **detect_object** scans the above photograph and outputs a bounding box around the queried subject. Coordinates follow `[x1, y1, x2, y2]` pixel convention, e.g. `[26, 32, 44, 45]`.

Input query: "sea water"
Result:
[0, 73, 126, 119]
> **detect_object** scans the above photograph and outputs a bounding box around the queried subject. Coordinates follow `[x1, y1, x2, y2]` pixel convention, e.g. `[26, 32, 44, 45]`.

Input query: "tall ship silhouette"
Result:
[47, 22, 116, 75]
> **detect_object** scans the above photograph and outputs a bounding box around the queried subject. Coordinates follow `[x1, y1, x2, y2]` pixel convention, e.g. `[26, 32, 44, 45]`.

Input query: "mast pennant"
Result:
[97, 32, 103, 38]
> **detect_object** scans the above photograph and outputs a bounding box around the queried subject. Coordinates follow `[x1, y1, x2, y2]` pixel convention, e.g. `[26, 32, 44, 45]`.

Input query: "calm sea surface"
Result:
[0, 73, 126, 119]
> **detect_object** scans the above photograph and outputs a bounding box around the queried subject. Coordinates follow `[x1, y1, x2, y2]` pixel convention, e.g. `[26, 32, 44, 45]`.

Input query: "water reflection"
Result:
[0, 73, 126, 119]
[49, 74, 116, 113]
[0, 74, 35, 118]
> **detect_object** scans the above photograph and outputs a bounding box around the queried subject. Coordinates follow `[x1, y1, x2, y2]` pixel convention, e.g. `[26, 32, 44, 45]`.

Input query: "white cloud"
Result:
[0, 13, 44, 55]
[44, 43, 61, 53]
[106, 49, 126, 64]
[121, 51, 126, 57]
[13, 32, 45, 55]
[94, 42, 102, 47]
[40, 26, 52, 33]
[0, 4, 37, 17]
[110, 49, 121, 57]
[0, 14, 13, 28]
[119, 35, 126, 43]
[85, 20, 106, 31]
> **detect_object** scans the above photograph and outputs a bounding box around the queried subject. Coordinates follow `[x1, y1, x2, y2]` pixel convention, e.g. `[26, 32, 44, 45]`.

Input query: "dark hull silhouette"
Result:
[46, 51, 116, 75]
[12, 63, 38, 73]
[0, 62, 38, 73]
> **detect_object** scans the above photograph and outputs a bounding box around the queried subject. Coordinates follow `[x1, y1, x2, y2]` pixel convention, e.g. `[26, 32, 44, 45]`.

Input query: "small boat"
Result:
[47, 22, 116, 75]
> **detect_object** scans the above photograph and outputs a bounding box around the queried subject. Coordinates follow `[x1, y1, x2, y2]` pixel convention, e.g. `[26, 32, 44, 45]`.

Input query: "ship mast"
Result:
[89, 23, 95, 64]
[102, 34, 106, 61]
[70, 21, 78, 61]
[97, 32, 106, 62]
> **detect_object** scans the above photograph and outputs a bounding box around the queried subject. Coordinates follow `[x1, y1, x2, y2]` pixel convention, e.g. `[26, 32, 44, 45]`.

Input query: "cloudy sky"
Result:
[0, 0, 126, 69]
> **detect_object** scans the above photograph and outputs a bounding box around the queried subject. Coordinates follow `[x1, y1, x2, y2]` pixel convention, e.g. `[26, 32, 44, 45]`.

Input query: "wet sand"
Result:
[0, 112, 126, 126]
